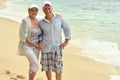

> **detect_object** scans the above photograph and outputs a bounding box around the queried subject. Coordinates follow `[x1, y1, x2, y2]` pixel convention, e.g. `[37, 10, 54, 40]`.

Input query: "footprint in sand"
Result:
[5, 70, 11, 74]
[5, 70, 14, 76]
[16, 74, 25, 79]
[4, 70, 25, 79]
[5, 70, 25, 79]
[10, 77, 18, 80]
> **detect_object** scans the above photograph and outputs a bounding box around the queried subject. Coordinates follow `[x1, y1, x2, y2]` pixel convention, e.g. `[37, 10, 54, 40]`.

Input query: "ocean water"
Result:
[1, 0, 120, 75]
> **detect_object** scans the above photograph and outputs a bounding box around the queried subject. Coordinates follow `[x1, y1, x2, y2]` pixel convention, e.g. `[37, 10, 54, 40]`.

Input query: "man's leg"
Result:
[56, 73, 62, 80]
[54, 51, 62, 80]
[46, 71, 52, 80]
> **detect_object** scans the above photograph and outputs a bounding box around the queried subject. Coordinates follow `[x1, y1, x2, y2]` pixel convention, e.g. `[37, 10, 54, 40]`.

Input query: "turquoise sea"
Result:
[0, 0, 120, 79]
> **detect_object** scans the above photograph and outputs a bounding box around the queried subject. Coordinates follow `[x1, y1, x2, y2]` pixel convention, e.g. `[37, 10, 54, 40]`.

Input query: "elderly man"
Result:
[39, 1, 71, 80]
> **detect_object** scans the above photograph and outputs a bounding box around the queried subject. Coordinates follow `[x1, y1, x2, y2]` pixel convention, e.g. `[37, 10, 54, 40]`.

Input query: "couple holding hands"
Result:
[17, 1, 71, 80]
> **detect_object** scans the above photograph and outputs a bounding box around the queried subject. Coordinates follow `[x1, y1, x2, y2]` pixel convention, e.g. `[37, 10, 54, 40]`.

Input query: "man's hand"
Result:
[60, 40, 69, 49]
[38, 41, 43, 50]
[38, 42, 43, 50]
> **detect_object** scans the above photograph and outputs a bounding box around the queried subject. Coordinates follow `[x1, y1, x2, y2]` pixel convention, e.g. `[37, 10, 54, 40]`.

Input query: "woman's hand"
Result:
[33, 43, 41, 50]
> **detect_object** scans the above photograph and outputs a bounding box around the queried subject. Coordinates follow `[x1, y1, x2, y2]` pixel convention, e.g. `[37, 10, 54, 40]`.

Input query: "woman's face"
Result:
[28, 7, 38, 18]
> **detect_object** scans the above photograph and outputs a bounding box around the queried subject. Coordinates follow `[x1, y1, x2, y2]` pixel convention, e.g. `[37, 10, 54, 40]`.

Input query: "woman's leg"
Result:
[29, 71, 36, 80]
[25, 46, 39, 80]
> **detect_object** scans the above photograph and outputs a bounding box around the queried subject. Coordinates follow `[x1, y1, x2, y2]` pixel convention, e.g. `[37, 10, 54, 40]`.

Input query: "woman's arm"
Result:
[26, 37, 40, 50]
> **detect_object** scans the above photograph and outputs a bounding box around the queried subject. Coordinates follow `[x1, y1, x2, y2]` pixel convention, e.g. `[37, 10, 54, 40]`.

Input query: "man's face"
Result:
[43, 4, 52, 16]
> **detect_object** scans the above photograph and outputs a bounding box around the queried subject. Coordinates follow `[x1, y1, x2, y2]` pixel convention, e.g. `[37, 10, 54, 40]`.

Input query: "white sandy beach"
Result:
[0, 0, 120, 80]
[0, 0, 6, 9]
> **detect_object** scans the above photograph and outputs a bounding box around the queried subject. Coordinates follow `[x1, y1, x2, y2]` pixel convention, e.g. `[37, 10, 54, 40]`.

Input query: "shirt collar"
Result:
[42, 13, 57, 22]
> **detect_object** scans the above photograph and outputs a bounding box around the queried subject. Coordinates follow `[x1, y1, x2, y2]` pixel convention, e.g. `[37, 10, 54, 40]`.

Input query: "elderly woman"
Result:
[17, 4, 42, 80]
